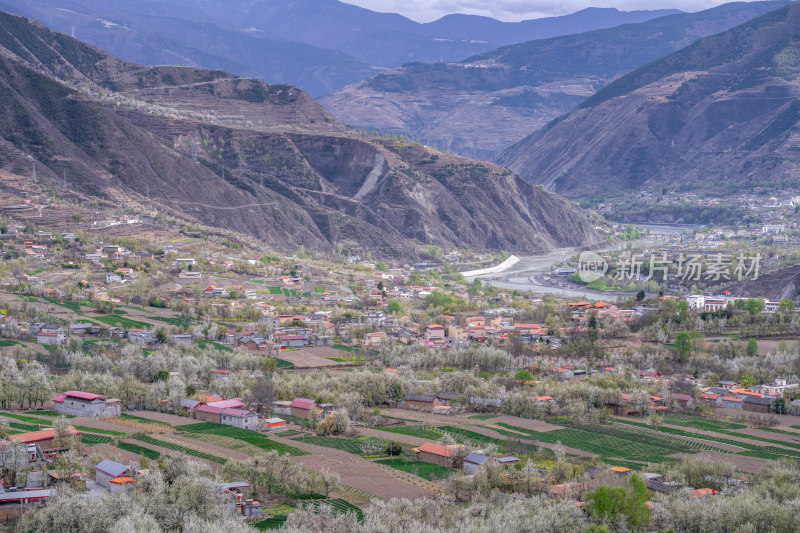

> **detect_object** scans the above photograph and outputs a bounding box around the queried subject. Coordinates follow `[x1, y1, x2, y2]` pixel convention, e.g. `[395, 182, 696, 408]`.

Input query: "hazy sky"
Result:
[340, 0, 751, 22]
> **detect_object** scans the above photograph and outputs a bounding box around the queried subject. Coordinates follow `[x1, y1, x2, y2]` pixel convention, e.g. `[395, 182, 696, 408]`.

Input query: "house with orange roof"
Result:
[417, 442, 465, 467]
[425, 324, 445, 340]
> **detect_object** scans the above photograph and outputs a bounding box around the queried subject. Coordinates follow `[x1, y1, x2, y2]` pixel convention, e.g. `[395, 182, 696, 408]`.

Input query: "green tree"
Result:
[744, 298, 763, 316]
[386, 300, 402, 315]
[636, 290, 645, 301]
[375, 262, 388, 272]
[674, 331, 692, 362]
[588, 474, 649, 531]
[155, 328, 168, 344]
[779, 299, 795, 312]
[746, 338, 758, 357]
[514, 369, 534, 381]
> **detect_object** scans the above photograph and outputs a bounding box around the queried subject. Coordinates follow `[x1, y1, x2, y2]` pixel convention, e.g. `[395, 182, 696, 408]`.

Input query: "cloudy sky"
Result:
[340, 0, 751, 22]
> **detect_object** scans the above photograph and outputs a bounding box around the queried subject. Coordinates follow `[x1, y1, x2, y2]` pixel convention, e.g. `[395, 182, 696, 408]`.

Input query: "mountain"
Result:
[0, 11, 598, 257]
[0, 0, 678, 97]
[0, 0, 377, 98]
[321, 1, 787, 160]
[496, 2, 800, 206]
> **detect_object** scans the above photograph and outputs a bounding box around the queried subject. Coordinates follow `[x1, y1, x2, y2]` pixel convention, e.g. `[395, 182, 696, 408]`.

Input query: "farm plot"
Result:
[662, 415, 747, 431]
[176, 422, 307, 456]
[375, 425, 448, 441]
[293, 436, 394, 457]
[498, 420, 716, 463]
[376, 458, 455, 481]
[133, 435, 227, 464]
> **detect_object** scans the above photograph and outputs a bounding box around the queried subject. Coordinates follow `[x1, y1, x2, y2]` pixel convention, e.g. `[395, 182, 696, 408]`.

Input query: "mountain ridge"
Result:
[0, 10, 599, 258]
[321, 1, 788, 159]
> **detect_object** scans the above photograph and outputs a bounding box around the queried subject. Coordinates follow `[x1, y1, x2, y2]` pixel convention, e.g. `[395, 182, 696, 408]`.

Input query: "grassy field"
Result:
[0, 340, 21, 347]
[176, 422, 307, 456]
[273, 357, 295, 368]
[376, 457, 455, 481]
[150, 315, 194, 328]
[118, 442, 161, 460]
[25, 410, 75, 418]
[133, 434, 227, 464]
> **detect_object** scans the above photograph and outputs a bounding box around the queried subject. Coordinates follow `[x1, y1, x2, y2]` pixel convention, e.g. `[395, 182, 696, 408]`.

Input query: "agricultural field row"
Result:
[133, 434, 227, 464]
[81, 433, 114, 445]
[117, 441, 162, 460]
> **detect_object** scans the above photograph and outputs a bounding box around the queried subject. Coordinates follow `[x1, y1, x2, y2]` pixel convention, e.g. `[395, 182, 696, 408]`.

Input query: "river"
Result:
[463, 223, 695, 302]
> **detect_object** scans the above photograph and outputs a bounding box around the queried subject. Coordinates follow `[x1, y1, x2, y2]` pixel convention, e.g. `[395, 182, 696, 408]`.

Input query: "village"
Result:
[0, 200, 799, 531]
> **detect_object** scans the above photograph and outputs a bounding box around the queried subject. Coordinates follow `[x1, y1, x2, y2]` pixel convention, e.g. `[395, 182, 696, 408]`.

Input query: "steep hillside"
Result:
[497, 3, 800, 203]
[321, 1, 786, 159]
[0, 0, 677, 96]
[0, 11, 598, 257]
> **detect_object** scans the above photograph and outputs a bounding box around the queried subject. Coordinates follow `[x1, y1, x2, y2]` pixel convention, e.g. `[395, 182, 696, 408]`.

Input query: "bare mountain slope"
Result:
[496, 3, 800, 203]
[0, 11, 598, 257]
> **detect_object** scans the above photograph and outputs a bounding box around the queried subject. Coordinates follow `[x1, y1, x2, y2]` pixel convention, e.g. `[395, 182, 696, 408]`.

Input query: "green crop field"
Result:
[0, 340, 21, 347]
[0, 412, 53, 424]
[662, 414, 747, 431]
[176, 422, 307, 456]
[268, 287, 284, 295]
[133, 435, 227, 464]
[293, 435, 392, 456]
[118, 413, 173, 426]
[273, 357, 295, 368]
[43, 298, 82, 313]
[117, 442, 162, 460]
[94, 314, 151, 329]
[375, 424, 447, 441]
[150, 315, 194, 328]
[254, 515, 289, 530]
[81, 433, 114, 445]
[469, 414, 499, 420]
[376, 457, 456, 481]
[496, 420, 726, 463]
[8, 421, 40, 432]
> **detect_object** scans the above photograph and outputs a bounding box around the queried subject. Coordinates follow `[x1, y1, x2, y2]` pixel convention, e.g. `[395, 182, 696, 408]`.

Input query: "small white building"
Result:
[36, 332, 65, 346]
[220, 408, 259, 430]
